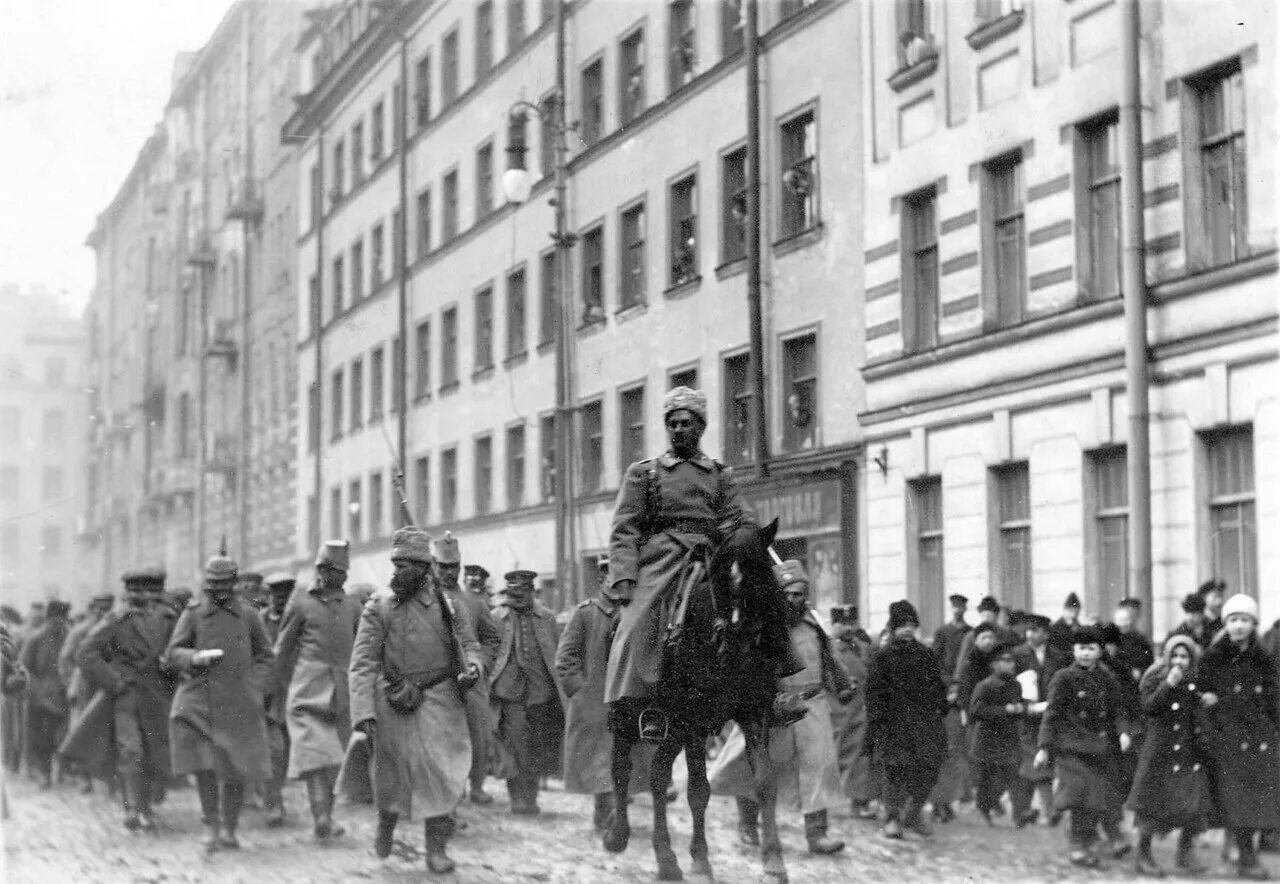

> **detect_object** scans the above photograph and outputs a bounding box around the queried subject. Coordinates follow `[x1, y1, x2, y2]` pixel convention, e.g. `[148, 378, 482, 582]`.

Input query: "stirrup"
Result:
[638, 707, 670, 743]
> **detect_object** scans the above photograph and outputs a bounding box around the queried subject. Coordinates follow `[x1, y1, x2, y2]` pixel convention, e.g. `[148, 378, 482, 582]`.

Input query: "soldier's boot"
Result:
[374, 811, 399, 859]
[524, 776, 542, 815]
[507, 778, 535, 815]
[424, 816, 457, 875]
[321, 767, 345, 839]
[262, 778, 285, 828]
[218, 778, 244, 849]
[305, 772, 332, 840]
[470, 777, 494, 806]
[120, 772, 142, 832]
[804, 810, 846, 855]
[592, 792, 614, 834]
[735, 797, 760, 847]
[195, 772, 221, 853]
[1176, 831, 1209, 875]
[137, 774, 158, 832]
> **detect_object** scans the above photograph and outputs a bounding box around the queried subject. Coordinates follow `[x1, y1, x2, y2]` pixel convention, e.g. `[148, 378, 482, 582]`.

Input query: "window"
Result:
[539, 251, 556, 346]
[41, 525, 61, 561]
[540, 413, 557, 500]
[414, 319, 431, 398]
[371, 222, 385, 289]
[370, 346, 385, 422]
[307, 383, 319, 453]
[417, 188, 432, 257]
[506, 424, 526, 507]
[541, 0, 554, 23]
[669, 173, 698, 286]
[332, 255, 345, 316]
[415, 53, 432, 127]
[993, 462, 1031, 608]
[476, 142, 494, 218]
[781, 333, 817, 452]
[669, 365, 698, 390]
[443, 170, 459, 241]
[1080, 117, 1121, 301]
[352, 121, 365, 186]
[581, 224, 605, 323]
[619, 385, 646, 470]
[0, 465, 17, 501]
[902, 188, 939, 353]
[912, 477, 944, 633]
[1205, 426, 1256, 596]
[414, 455, 430, 525]
[721, 147, 747, 263]
[350, 357, 364, 431]
[779, 109, 818, 238]
[975, 0, 1015, 22]
[620, 202, 647, 308]
[476, 1, 494, 76]
[349, 478, 362, 540]
[306, 494, 318, 549]
[332, 138, 345, 198]
[580, 400, 604, 493]
[441, 447, 458, 520]
[780, 0, 820, 20]
[475, 435, 493, 515]
[351, 238, 365, 302]
[43, 465, 63, 501]
[371, 100, 385, 162]
[441, 306, 459, 386]
[581, 59, 604, 146]
[42, 409, 65, 444]
[330, 368, 344, 440]
[507, 0, 526, 50]
[723, 352, 753, 465]
[539, 93, 556, 177]
[668, 0, 697, 93]
[506, 268, 527, 358]
[1195, 64, 1248, 267]
[475, 285, 494, 371]
[985, 154, 1025, 327]
[369, 471, 384, 537]
[620, 28, 646, 125]
[1092, 447, 1129, 610]
[442, 29, 459, 104]
[720, 0, 744, 56]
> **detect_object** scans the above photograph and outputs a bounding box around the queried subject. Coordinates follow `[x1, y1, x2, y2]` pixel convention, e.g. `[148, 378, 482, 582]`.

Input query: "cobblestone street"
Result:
[3, 774, 1238, 883]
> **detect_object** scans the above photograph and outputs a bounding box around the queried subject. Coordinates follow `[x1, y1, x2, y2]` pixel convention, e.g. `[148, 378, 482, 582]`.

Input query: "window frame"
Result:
[906, 476, 945, 636]
[442, 27, 460, 105]
[722, 348, 753, 466]
[441, 305, 459, 388]
[618, 382, 647, 472]
[1203, 425, 1257, 597]
[777, 104, 820, 240]
[349, 356, 364, 432]
[507, 0, 526, 51]
[668, 0, 697, 94]
[990, 461, 1032, 609]
[539, 411, 557, 501]
[619, 198, 648, 309]
[900, 185, 939, 353]
[720, 143, 747, 265]
[330, 367, 345, 441]
[668, 169, 699, 287]
[1075, 113, 1122, 303]
[475, 140, 495, 219]
[506, 265, 528, 359]
[579, 398, 605, 494]
[539, 248, 556, 347]
[580, 55, 605, 146]
[981, 152, 1027, 330]
[441, 446, 458, 521]
[442, 168, 459, 242]
[476, 1, 495, 77]
[474, 433, 494, 516]
[580, 221, 606, 324]
[779, 329, 819, 453]
[416, 187, 432, 258]
[474, 283, 495, 372]
[619, 25, 647, 126]
[506, 422, 527, 509]
[1187, 60, 1249, 270]
[415, 52, 432, 128]
[371, 99, 386, 163]
[370, 345, 386, 423]
[414, 318, 431, 399]
[371, 222, 386, 289]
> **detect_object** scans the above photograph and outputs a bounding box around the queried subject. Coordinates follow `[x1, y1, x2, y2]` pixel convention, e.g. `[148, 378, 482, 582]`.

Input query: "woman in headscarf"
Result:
[1126, 635, 1211, 877]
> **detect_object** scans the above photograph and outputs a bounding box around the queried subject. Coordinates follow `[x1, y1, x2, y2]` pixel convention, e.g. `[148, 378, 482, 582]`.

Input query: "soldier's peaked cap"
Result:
[265, 572, 296, 588]
[122, 566, 166, 585]
[773, 559, 808, 589]
[464, 564, 490, 579]
[504, 569, 538, 585]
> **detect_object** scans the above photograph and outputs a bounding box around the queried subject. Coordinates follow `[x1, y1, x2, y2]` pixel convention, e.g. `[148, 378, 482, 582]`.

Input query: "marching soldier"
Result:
[349, 527, 484, 874]
[463, 564, 493, 608]
[58, 590, 115, 793]
[20, 600, 71, 789]
[434, 534, 501, 806]
[490, 569, 564, 815]
[258, 572, 296, 827]
[165, 554, 275, 852]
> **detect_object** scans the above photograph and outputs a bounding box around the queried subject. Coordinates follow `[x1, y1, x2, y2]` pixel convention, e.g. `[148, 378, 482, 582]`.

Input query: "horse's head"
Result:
[709, 519, 791, 660]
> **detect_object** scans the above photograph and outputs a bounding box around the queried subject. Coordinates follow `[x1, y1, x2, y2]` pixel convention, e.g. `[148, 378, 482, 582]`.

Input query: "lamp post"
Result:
[502, 3, 576, 606]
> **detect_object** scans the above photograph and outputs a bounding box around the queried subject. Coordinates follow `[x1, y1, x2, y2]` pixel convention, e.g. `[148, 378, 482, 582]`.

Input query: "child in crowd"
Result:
[969, 642, 1024, 825]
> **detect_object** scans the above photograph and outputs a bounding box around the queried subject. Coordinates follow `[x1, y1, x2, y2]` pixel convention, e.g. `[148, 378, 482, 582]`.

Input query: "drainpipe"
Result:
[238, 10, 254, 566]
[1119, 0, 1152, 634]
[396, 27, 410, 524]
[744, 0, 770, 478]
[313, 128, 326, 551]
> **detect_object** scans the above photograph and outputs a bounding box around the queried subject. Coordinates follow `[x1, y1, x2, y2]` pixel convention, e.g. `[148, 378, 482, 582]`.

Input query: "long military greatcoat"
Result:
[830, 629, 871, 802]
[604, 450, 754, 704]
[349, 585, 484, 820]
[445, 584, 500, 783]
[273, 585, 362, 778]
[556, 595, 619, 794]
[164, 597, 274, 780]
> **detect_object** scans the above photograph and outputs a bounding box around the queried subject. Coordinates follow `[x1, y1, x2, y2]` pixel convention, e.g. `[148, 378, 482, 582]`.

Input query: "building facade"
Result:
[858, 0, 1277, 637]
[285, 0, 864, 609]
[0, 285, 88, 609]
[83, 0, 307, 590]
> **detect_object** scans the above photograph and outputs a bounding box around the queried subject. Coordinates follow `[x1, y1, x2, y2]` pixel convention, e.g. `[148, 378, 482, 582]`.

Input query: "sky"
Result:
[0, 0, 238, 314]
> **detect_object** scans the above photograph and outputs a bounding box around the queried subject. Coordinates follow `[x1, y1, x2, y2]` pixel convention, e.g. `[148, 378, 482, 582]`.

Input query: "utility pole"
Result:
[745, 0, 769, 478]
[395, 12, 410, 507]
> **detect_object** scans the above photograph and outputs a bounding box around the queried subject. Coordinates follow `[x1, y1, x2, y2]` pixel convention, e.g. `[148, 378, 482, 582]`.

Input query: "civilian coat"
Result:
[1037, 663, 1130, 813]
[969, 672, 1023, 764]
[1198, 636, 1280, 831]
[1011, 642, 1066, 781]
[164, 597, 274, 780]
[273, 585, 363, 778]
[20, 619, 69, 719]
[931, 620, 972, 685]
[348, 586, 484, 820]
[1126, 665, 1210, 833]
[490, 601, 565, 779]
[57, 616, 99, 710]
[604, 451, 754, 704]
[830, 631, 871, 802]
[865, 637, 948, 770]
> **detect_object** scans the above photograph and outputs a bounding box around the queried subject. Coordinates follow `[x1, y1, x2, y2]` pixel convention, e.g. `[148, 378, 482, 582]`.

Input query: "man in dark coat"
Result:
[969, 641, 1025, 825]
[464, 564, 493, 608]
[1048, 592, 1083, 658]
[930, 594, 971, 822]
[490, 569, 564, 815]
[165, 555, 275, 852]
[274, 541, 363, 842]
[604, 386, 755, 738]
[57, 591, 114, 793]
[865, 600, 947, 839]
[1262, 616, 1280, 855]
[436, 537, 501, 805]
[1168, 592, 1210, 649]
[258, 572, 295, 827]
[20, 600, 70, 788]
[1198, 579, 1227, 641]
[1010, 613, 1064, 827]
[73, 567, 177, 830]
[932, 594, 972, 679]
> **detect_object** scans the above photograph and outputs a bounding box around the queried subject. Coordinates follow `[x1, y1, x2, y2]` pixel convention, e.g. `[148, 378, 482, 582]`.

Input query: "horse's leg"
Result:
[684, 732, 713, 880]
[650, 740, 683, 881]
[603, 720, 634, 853]
[743, 721, 787, 884]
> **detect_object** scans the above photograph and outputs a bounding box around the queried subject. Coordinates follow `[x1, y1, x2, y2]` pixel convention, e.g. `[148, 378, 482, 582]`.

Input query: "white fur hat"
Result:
[1220, 593, 1259, 623]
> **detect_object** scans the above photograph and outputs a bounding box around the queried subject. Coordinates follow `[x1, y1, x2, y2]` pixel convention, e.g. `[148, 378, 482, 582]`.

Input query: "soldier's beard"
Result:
[390, 569, 422, 596]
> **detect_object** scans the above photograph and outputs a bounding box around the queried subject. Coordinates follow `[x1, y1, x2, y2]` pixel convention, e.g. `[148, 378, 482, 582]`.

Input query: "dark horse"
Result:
[603, 520, 797, 883]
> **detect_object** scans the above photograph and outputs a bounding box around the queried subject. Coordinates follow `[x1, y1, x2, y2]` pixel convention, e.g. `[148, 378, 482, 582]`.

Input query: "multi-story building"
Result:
[84, 0, 306, 589]
[858, 0, 1277, 636]
[0, 285, 88, 608]
[286, 0, 864, 609]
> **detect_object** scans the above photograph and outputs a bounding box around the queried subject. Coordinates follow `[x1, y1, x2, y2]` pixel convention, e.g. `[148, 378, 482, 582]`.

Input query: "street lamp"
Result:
[501, 106, 536, 205]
